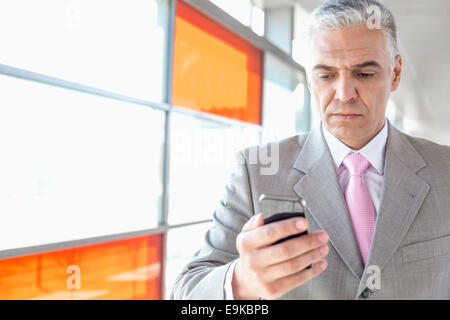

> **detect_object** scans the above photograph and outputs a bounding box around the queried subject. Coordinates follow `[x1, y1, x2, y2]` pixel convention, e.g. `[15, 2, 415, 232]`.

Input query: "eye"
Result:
[317, 74, 335, 80]
[357, 72, 375, 78]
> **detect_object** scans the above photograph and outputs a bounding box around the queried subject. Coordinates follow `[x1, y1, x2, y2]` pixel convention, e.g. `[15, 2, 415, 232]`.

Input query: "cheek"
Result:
[359, 81, 389, 116]
[311, 84, 334, 111]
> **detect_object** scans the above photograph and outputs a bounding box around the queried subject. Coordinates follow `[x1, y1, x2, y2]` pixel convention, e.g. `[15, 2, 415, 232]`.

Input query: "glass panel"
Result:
[164, 222, 212, 299]
[0, 234, 163, 300]
[310, 95, 322, 130]
[262, 53, 307, 143]
[386, 99, 400, 127]
[168, 112, 260, 225]
[209, 0, 252, 26]
[0, 0, 168, 102]
[251, 5, 265, 36]
[292, 3, 310, 66]
[173, 1, 262, 125]
[0, 74, 164, 251]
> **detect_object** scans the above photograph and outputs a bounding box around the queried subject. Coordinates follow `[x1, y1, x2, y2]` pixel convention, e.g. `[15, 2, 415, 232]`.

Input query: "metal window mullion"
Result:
[171, 105, 263, 131]
[0, 219, 212, 260]
[0, 63, 170, 113]
[159, 0, 178, 300]
[160, 0, 176, 228]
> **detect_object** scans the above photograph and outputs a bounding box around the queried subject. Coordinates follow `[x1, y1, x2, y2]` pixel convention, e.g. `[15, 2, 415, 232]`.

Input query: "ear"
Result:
[391, 54, 402, 92]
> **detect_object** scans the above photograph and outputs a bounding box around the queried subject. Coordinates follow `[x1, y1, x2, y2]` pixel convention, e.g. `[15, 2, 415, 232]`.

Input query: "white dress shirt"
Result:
[224, 119, 388, 299]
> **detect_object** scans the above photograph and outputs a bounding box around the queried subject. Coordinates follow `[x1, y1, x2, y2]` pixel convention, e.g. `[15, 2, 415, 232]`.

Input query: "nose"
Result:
[334, 75, 358, 103]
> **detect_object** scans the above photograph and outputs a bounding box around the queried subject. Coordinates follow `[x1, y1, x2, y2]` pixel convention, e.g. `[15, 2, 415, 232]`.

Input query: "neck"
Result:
[323, 119, 387, 151]
[344, 121, 387, 150]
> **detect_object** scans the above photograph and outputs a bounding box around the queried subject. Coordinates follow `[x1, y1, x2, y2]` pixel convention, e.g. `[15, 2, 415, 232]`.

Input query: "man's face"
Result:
[306, 25, 402, 150]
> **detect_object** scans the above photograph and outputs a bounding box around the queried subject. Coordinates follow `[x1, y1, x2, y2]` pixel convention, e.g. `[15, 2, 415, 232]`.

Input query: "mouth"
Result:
[332, 113, 363, 120]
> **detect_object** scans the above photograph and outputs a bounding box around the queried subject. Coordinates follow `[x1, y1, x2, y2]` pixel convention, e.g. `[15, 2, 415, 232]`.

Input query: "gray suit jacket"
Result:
[171, 121, 450, 299]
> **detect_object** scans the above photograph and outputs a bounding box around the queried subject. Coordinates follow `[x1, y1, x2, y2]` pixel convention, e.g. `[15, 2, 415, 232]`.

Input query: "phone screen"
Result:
[259, 194, 308, 245]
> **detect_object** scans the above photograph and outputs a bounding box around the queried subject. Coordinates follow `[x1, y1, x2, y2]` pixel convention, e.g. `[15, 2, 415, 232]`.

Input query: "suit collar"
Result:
[383, 120, 426, 173]
[293, 123, 329, 174]
[293, 119, 426, 175]
[321, 120, 388, 175]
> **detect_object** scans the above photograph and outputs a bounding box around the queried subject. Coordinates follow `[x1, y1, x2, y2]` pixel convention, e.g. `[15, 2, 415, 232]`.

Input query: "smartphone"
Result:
[258, 194, 308, 245]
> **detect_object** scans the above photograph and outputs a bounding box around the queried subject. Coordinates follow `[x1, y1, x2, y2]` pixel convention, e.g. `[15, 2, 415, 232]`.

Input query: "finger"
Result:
[255, 230, 329, 265]
[237, 214, 265, 254]
[261, 244, 329, 282]
[242, 217, 309, 250]
[262, 259, 328, 300]
[241, 213, 264, 232]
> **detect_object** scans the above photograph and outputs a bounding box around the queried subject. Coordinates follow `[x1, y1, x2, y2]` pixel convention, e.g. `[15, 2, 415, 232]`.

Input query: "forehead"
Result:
[310, 25, 388, 67]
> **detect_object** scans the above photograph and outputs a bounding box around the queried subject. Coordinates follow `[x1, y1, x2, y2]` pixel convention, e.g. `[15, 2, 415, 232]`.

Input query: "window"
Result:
[0, 0, 168, 101]
[0, 234, 163, 299]
[262, 53, 307, 143]
[0, 0, 309, 300]
[172, 1, 262, 124]
[208, 0, 265, 36]
[168, 112, 260, 225]
[164, 222, 212, 299]
[0, 74, 164, 251]
[251, 5, 265, 36]
[209, 0, 252, 26]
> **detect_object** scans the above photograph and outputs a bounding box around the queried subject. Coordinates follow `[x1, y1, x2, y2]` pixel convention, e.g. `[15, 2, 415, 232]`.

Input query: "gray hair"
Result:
[306, 0, 398, 70]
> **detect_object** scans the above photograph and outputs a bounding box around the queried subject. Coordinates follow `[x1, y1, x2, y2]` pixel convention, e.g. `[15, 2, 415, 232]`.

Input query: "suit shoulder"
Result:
[240, 133, 308, 162]
[406, 134, 450, 169]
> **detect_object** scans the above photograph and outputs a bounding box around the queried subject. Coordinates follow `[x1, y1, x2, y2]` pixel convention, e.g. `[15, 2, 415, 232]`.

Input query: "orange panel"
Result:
[173, 0, 262, 124]
[0, 234, 163, 300]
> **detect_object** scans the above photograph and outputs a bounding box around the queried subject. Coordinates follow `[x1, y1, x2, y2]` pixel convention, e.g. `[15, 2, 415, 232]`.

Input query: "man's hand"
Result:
[232, 213, 329, 300]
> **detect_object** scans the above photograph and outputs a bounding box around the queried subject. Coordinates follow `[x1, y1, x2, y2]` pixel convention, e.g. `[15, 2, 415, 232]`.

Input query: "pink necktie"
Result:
[343, 153, 376, 265]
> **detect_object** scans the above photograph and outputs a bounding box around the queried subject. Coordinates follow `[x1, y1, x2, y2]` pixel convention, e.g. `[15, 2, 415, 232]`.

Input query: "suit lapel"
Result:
[293, 125, 365, 280]
[356, 122, 430, 297]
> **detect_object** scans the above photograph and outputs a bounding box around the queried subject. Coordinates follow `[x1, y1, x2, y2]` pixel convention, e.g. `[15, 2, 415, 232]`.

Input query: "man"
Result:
[171, 0, 450, 299]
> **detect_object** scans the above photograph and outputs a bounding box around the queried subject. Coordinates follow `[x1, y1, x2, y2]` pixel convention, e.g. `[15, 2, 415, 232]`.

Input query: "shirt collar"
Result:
[321, 119, 388, 175]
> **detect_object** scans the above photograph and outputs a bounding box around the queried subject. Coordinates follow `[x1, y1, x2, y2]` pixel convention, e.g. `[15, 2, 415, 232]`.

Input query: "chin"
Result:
[330, 126, 364, 142]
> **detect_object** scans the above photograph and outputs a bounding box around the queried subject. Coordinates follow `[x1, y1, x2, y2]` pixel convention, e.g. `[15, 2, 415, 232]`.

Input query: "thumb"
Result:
[242, 213, 264, 232]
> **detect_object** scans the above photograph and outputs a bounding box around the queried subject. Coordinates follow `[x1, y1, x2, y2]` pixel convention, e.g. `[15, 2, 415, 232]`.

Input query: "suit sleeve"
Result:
[170, 150, 256, 299]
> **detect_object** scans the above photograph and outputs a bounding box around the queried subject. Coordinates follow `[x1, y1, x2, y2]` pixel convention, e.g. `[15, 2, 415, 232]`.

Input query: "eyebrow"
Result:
[312, 60, 382, 71]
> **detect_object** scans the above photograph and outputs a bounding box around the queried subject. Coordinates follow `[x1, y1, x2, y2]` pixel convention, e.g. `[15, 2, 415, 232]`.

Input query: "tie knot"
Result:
[343, 153, 370, 176]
